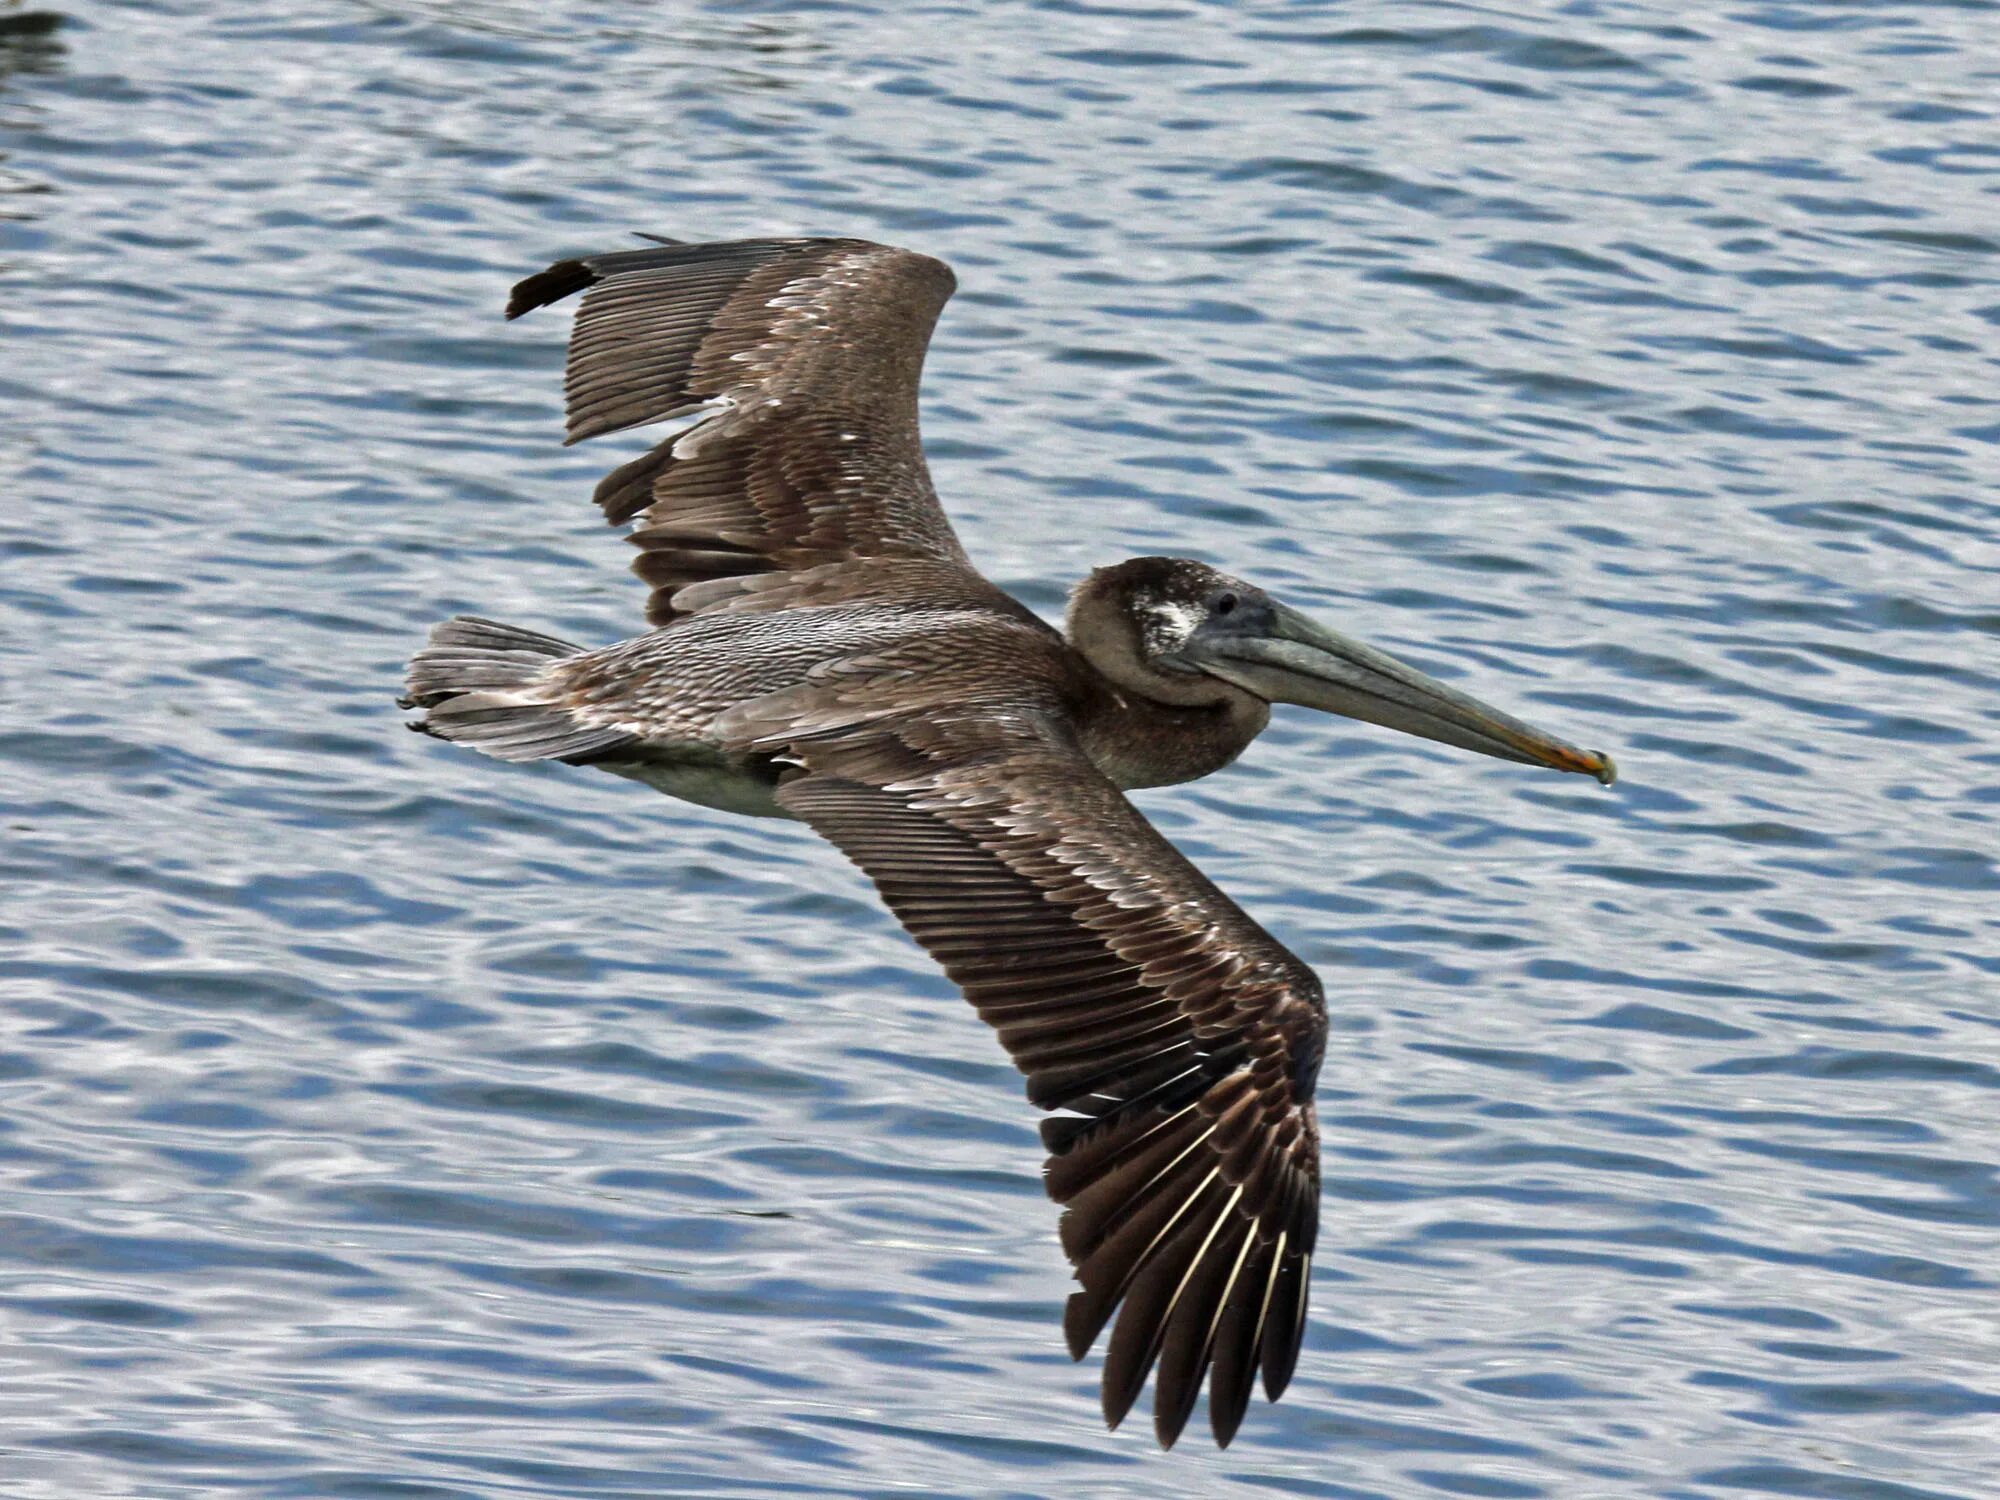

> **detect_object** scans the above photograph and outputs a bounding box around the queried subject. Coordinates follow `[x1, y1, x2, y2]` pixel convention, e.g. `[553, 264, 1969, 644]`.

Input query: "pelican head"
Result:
[1069, 556, 1616, 785]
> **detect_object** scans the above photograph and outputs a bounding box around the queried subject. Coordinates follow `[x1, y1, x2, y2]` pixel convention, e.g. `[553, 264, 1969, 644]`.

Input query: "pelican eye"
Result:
[1210, 591, 1240, 618]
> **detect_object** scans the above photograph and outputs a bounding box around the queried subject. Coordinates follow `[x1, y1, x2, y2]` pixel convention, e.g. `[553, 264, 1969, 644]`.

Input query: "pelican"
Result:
[401, 236, 1615, 1448]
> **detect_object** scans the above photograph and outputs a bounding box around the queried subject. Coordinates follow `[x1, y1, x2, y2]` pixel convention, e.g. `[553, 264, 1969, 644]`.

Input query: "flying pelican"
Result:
[401, 236, 1615, 1448]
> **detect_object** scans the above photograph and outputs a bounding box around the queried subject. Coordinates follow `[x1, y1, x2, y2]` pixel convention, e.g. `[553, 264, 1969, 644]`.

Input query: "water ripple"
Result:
[2, 0, 1996, 1496]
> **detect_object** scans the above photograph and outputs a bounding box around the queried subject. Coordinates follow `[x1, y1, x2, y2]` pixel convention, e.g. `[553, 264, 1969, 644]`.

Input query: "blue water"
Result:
[3, 1, 1997, 1495]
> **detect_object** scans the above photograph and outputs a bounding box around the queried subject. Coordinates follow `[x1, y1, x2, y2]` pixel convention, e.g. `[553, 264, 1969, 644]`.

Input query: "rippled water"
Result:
[4, 1, 1998, 1495]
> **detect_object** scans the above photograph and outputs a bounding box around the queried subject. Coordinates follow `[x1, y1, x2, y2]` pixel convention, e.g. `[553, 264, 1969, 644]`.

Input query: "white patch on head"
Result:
[1143, 599, 1207, 653]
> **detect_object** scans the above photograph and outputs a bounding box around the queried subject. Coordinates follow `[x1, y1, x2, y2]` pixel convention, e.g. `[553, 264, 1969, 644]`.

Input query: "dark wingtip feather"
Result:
[1208, 1384, 1240, 1456]
[1149, 1213, 1253, 1449]
[1096, 1182, 1229, 1443]
[1204, 1239, 1271, 1448]
[506, 257, 594, 320]
[1061, 1291, 1095, 1362]
[1259, 1252, 1310, 1402]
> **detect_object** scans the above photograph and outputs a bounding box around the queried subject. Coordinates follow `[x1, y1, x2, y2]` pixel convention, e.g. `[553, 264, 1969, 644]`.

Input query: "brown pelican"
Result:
[400, 237, 1615, 1448]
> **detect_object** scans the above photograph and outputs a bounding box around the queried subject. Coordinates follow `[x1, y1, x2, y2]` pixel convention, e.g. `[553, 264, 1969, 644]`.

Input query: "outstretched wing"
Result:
[758, 688, 1326, 1449]
[508, 237, 973, 625]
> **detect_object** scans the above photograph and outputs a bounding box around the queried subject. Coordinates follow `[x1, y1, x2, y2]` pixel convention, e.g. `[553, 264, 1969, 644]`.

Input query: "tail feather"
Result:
[401, 616, 637, 765]
[401, 616, 583, 707]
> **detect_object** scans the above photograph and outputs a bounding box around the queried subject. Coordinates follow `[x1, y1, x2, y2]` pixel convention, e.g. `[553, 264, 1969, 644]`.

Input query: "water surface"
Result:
[2, 2, 1997, 1496]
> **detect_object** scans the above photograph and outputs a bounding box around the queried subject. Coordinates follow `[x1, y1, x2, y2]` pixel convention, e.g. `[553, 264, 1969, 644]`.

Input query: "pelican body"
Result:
[402, 237, 1614, 1449]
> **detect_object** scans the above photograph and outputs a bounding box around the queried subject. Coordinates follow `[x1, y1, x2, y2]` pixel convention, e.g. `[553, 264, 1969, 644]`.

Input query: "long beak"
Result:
[1192, 602, 1617, 786]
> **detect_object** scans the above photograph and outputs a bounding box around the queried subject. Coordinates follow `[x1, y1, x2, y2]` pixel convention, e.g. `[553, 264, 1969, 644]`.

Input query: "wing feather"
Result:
[770, 704, 1324, 1448]
[508, 236, 974, 625]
